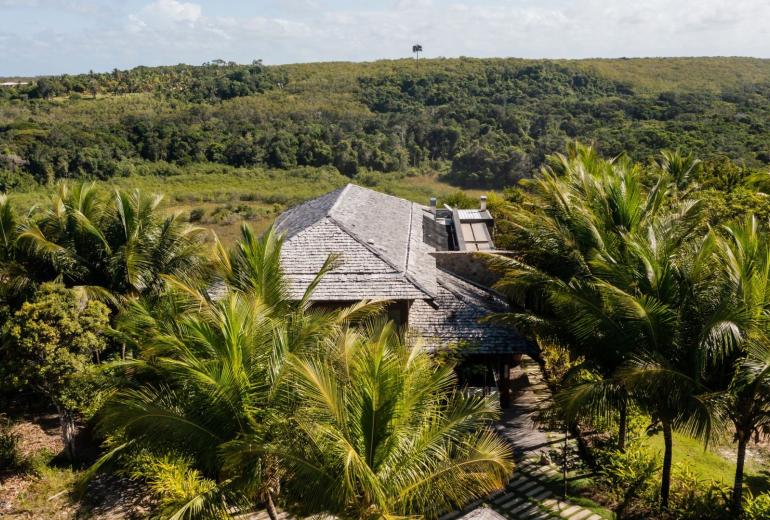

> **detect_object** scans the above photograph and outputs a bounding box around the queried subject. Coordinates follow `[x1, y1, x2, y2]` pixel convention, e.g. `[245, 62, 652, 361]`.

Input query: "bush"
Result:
[595, 443, 657, 510]
[667, 466, 731, 520]
[188, 207, 206, 222]
[744, 491, 770, 520]
[125, 451, 220, 516]
[0, 416, 26, 471]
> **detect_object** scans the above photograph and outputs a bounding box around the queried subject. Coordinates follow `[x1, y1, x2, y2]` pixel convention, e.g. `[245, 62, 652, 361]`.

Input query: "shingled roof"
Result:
[408, 271, 534, 355]
[274, 183, 532, 355]
[275, 184, 436, 300]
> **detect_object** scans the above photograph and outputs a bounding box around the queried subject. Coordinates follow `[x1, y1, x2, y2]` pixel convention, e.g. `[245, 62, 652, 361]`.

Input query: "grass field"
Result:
[642, 431, 770, 494]
[5, 164, 485, 245]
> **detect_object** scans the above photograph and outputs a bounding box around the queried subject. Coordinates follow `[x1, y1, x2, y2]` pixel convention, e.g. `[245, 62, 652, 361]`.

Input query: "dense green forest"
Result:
[2, 57, 770, 191]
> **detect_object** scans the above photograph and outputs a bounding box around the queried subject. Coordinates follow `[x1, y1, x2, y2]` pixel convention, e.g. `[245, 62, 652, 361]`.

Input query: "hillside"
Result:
[2, 56, 770, 195]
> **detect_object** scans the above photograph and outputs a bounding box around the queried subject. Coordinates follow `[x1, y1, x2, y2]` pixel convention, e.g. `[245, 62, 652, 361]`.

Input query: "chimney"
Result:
[429, 196, 437, 214]
[480, 195, 487, 211]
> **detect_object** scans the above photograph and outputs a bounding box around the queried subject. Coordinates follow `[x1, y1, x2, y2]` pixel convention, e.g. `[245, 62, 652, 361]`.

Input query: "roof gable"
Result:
[274, 184, 436, 299]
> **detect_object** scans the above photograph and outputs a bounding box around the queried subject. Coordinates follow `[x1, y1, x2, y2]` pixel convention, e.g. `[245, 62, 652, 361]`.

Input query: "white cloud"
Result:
[139, 0, 202, 24]
[4, 0, 770, 75]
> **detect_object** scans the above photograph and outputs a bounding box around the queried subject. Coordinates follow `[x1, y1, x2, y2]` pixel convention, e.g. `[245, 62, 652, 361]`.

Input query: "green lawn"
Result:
[642, 431, 770, 494]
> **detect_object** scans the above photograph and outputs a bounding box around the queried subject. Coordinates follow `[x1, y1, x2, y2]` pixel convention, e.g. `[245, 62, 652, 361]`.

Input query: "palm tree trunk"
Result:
[732, 433, 748, 513]
[661, 420, 673, 510]
[618, 396, 628, 452]
[57, 406, 77, 461]
[266, 492, 279, 520]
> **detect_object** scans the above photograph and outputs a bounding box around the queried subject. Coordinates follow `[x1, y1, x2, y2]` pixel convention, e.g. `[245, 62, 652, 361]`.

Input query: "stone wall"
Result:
[431, 250, 515, 289]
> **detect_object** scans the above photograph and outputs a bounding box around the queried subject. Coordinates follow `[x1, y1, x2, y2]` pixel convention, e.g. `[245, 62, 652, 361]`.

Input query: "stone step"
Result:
[500, 496, 524, 509]
[510, 500, 536, 514]
[568, 509, 593, 520]
[559, 505, 582, 518]
[525, 485, 546, 497]
[518, 480, 540, 493]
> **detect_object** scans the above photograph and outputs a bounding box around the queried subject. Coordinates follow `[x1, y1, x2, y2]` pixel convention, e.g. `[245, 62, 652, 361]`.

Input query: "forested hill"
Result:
[2, 57, 770, 191]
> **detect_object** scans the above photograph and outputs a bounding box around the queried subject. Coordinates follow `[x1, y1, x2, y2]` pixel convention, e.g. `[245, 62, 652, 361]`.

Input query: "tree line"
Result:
[3, 59, 770, 191]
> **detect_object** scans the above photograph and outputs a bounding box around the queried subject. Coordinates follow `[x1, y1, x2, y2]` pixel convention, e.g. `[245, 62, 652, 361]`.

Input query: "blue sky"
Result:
[2, 0, 769, 76]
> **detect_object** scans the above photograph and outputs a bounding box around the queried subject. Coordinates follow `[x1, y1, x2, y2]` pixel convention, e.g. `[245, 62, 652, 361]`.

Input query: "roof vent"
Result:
[480, 195, 487, 211]
[429, 197, 437, 214]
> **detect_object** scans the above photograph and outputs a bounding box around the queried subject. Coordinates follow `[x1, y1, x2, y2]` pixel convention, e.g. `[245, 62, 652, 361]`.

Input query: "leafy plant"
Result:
[743, 491, 770, 520]
[0, 416, 25, 471]
[667, 466, 731, 520]
[596, 443, 657, 513]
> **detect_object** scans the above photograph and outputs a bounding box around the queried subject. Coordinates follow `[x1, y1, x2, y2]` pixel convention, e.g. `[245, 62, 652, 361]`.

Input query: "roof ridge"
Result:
[327, 183, 353, 217]
[327, 214, 434, 299]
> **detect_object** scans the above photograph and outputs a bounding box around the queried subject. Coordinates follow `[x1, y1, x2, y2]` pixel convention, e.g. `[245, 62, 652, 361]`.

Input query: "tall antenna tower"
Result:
[412, 43, 423, 69]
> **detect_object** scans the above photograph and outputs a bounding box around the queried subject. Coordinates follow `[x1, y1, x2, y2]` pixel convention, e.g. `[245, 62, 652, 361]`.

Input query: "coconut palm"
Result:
[0, 194, 33, 304]
[98, 226, 385, 519]
[492, 143, 675, 449]
[712, 217, 770, 512]
[274, 320, 513, 519]
[15, 183, 208, 301]
[611, 214, 737, 510]
[655, 149, 702, 193]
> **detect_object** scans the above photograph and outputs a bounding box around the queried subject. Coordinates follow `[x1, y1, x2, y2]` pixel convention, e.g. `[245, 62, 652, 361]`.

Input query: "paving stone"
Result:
[525, 485, 546, 497]
[568, 509, 593, 520]
[518, 480, 540, 492]
[513, 505, 541, 518]
[586, 515, 603, 520]
[510, 500, 537, 514]
[532, 489, 553, 501]
[559, 505, 582, 518]
[500, 496, 525, 510]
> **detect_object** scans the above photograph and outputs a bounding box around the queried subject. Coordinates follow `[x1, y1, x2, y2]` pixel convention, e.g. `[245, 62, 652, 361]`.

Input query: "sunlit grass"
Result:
[5, 164, 484, 245]
[642, 431, 770, 494]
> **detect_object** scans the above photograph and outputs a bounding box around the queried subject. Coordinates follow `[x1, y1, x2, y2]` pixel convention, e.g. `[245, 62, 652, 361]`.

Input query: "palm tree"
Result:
[495, 144, 736, 509]
[277, 321, 513, 519]
[492, 143, 674, 449]
[98, 226, 384, 519]
[16, 183, 209, 301]
[611, 214, 734, 510]
[0, 194, 33, 304]
[655, 149, 702, 193]
[712, 217, 770, 512]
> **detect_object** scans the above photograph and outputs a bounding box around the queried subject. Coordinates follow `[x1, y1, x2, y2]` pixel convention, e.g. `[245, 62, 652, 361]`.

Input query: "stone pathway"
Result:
[442, 357, 604, 520]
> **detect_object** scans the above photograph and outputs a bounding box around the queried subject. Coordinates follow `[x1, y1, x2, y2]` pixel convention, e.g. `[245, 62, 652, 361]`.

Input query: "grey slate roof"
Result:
[275, 184, 436, 300]
[273, 183, 531, 355]
[408, 270, 534, 355]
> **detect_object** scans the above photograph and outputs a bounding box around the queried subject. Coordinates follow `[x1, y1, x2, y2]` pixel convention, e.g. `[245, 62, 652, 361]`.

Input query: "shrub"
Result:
[667, 466, 731, 520]
[595, 443, 657, 513]
[0, 416, 25, 471]
[744, 491, 770, 520]
[188, 207, 206, 222]
[125, 451, 220, 516]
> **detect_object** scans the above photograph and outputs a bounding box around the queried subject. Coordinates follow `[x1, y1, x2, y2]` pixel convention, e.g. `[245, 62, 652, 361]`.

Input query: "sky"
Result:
[1, 0, 770, 76]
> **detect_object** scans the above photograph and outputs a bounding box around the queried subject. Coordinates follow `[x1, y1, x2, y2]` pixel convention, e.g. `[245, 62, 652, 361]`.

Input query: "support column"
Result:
[497, 359, 511, 408]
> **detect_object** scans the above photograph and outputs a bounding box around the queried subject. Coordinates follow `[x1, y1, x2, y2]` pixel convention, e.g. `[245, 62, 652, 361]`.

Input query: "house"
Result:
[274, 184, 535, 407]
